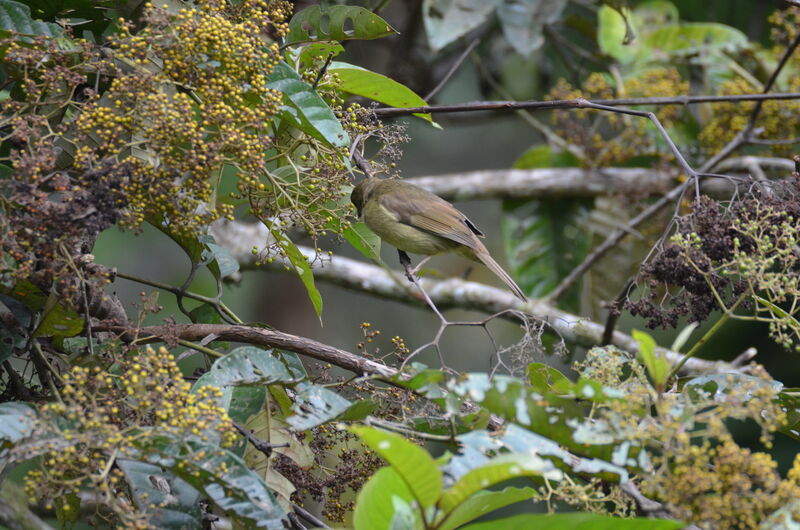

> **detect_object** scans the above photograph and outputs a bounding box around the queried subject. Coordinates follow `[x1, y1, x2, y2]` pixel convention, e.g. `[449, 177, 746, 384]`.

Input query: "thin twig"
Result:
[424, 38, 480, 101]
[372, 92, 800, 118]
[233, 421, 290, 457]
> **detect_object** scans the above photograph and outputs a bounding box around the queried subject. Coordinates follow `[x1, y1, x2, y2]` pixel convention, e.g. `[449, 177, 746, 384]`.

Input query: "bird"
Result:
[350, 177, 527, 302]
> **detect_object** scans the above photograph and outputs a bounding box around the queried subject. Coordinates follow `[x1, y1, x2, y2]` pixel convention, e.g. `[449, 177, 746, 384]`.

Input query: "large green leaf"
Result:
[437, 487, 537, 530]
[353, 466, 421, 530]
[286, 5, 396, 45]
[502, 146, 589, 308]
[351, 426, 443, 510]
[462, 513, 684, 530]
[147, 440, 286, 529]
[422, 0, 502, 52]
[265, 62, 349, 149]
[642, 22, 748, 57]
[0, 0, 64, 38]
[118, 459, 202, 529]
[496, 0, 567, 56]
[329, 62, 433, 123]
[439, 453, 561, 513]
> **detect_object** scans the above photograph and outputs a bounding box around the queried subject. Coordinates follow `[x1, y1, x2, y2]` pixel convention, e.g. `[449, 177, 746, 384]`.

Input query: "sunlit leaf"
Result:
[330, 62, 433, 123]
[351, 425, 443, 509]
[632, 329, 670, 390]
[437, 486, 536, 530]
[265, 62, 349, 149]
[439, 453, 561, 513]
[353, 466, 420, 530]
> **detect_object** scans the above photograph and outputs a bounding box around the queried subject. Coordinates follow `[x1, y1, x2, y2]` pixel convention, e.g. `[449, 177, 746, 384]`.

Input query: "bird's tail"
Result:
[472, 245, 528, 303]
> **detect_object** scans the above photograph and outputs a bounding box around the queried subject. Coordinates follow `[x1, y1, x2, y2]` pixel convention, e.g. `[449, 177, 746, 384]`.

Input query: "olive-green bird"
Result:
[351, 178, 527, 302]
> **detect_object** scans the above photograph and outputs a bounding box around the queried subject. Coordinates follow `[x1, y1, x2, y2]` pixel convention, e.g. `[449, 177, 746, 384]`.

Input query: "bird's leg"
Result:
[398, 250, 415, 282]
[398, 250, 446, 322]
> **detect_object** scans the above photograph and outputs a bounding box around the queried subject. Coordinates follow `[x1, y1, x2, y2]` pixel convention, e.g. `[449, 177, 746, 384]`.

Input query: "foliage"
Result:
[1, 0, 800, 529]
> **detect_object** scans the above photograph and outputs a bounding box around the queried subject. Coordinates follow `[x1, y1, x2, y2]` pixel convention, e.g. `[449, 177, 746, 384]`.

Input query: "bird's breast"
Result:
[363, 202, 458, 255]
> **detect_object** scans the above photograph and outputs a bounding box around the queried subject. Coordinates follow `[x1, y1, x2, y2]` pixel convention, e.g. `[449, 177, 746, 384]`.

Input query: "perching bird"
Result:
[351, 178, 527, 302]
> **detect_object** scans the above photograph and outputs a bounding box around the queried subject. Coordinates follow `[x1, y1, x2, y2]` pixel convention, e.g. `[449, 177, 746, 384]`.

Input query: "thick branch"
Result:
[211, 221, 738, 376]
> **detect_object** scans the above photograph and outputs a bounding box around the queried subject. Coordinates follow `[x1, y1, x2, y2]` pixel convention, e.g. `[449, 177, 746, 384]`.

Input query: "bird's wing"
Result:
[379, 189, 484, 248]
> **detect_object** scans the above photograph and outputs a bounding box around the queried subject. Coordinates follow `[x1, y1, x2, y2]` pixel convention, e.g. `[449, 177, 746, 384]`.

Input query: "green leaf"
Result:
[0, 0, 64, 38]
[527, 363, 571, 394]
[779, 389, 800, 441]
[287, 384, 354, 430]
[642, 22, 748, 57]
[597, 5, 638, 64]
[353, 466, 421, 530]
[0, 402, 36, 445]
[270, 227, 323, 319]
[343, 222, 382, 261]
[118, 459, 202, 529]
[496, 0, 567, 56]
[670, 322, 698, 352]
[632, 329, 669, 390]
[501, 198, 590, 307]
[266, 62, 349, 148]
[503, 146, 588, 308]
[439, 453, 561, 513]
[147, 440, 286, 528]
[461, 513, 685, 530]
[422, 0, 502, 52]
[330, 62, 433, 123]
[193, 346, 301, 390]
[286, 5, 397, 45]
[351, 425, 443, 509]
[437, 487, 536, 530]
[33, 291, 83, 338]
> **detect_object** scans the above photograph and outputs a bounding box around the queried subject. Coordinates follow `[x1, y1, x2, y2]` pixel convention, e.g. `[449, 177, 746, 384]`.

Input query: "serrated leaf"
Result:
[422, 0, 502, 52]
[286, 5, 396, 45]
[118, 459, 202, 529]
[265, 61, 349, 149]
[351, 426, 442, 510]
[461, 513, 684, 530]
[497, 0, 567, 56]
[330, 62, 433, 123]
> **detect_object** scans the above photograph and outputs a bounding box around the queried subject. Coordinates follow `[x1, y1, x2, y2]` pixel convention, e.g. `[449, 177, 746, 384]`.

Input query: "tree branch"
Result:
[210, 221, 741, 376]
[371, 92, 800, 118]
